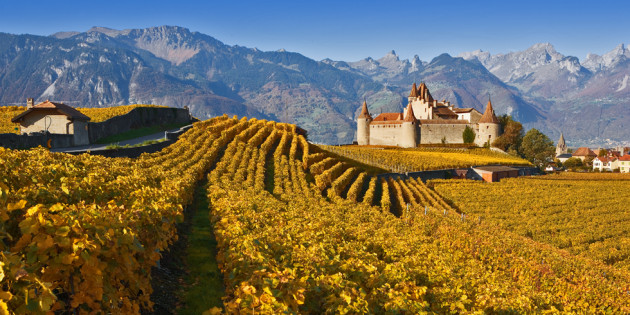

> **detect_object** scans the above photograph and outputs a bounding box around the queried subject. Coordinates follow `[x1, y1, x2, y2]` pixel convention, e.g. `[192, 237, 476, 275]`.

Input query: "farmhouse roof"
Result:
[478, 99, 499, 124]
[573, 147, 596, 157]
[556, 153, 573, 159]
[11, 100, 90, 123]
[358, 100, 372, 119]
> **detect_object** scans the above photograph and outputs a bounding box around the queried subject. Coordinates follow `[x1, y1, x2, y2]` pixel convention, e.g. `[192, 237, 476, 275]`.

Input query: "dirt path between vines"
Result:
[144, 180, 224, 314]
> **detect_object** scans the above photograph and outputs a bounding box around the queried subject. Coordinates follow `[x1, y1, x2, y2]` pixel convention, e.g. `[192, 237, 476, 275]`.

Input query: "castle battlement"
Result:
[357, 83, 501, 147]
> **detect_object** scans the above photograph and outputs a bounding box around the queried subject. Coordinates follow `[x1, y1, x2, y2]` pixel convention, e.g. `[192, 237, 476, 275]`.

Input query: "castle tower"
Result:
[408, 82, 419, 106]
[357, 100, 372, 145]
[556, 132, 568, 157]
[476, 98, 500, 147]
[400, 102, 418, 148]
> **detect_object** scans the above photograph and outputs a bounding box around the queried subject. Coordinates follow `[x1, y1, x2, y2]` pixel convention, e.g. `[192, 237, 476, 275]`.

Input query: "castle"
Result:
[357, 82, 501, 147]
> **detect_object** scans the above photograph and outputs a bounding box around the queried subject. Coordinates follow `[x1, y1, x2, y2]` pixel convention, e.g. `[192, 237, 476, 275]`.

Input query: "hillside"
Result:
[2, 116, 630, 313]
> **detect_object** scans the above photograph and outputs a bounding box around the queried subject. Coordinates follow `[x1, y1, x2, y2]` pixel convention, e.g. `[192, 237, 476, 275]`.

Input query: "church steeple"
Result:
[556, 132, 568, 156]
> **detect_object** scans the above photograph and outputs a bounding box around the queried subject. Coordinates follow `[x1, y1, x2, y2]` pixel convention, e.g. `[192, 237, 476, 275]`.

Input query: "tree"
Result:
[520, 128, 555, 168]
[462, 126, 475, 144]
[492, 115, 523, 154]
[562, 157, 583, 170]
[598, 148, 608, 157]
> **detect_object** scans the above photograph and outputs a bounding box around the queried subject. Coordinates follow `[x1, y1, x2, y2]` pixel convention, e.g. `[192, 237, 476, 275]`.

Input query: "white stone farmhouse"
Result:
[11, 99, 90, 145]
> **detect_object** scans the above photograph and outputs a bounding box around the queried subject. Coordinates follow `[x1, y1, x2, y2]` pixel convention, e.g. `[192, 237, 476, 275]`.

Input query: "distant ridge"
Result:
[0, 26, 628, 145]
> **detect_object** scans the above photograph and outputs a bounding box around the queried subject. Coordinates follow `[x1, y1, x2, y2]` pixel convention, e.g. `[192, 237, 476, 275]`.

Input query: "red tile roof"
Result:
[595, 156, 617, 163]
[573, 147, 597, 157]
[619, 155, 630, 161]
[574, 148, 596, 156]
[373, 113, 402, 122]
[12, 100, 91, 122]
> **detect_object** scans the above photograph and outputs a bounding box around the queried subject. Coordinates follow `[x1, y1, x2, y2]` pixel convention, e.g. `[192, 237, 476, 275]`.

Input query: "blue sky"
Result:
[0, 0, 628, 62]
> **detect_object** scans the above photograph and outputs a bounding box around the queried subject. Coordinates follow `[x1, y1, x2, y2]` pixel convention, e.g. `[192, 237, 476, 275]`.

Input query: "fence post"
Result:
[461, 213, 465, 222]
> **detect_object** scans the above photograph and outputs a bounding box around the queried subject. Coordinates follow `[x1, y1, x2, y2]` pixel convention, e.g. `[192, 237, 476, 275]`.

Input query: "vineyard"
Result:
[432, 175, 630, 271]
[1, 116, 630, 313]
[0, 107, 23, 134]
[320, 145, 531, 172]
[0, 105, 167, 134]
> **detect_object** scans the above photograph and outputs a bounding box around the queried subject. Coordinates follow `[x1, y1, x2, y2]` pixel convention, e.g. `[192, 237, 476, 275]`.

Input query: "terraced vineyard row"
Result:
[320, 145, 531, 172]
[3, 116, 630, 313]
[432, 175, 630, 271]
[0, 115, 238, 313]
[203, 117, 630, 313]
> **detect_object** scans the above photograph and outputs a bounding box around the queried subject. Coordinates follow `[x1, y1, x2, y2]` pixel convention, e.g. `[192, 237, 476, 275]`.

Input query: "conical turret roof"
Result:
[358, 100, 372, 119]
[479, 99, 499, 124]
[403, 103, 417, 122]
[409, 82, 418, 97]
[418, 82, 426, 100]
[424, 88, 434, 102]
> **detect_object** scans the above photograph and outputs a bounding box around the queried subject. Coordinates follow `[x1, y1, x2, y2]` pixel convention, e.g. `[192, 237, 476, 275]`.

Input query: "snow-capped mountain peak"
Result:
[583, 43, 630, 71]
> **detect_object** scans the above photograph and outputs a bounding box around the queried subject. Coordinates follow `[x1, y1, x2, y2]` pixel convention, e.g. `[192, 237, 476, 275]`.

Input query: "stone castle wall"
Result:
[419, 123, 471, 144]
[367, 122, 476, 146]
[369, 124, 404, 146]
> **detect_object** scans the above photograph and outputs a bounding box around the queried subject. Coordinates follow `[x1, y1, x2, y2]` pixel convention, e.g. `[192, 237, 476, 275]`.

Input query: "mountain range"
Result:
[0, 25, 628, 146]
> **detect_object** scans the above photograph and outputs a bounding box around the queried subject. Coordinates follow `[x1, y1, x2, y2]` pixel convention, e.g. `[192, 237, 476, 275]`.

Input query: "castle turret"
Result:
[476, 98, 500, 147]
[409, 82, 418, 98]
[556, 132, 567, 156]
[357, 100, 372, 145]
[400, 102, 418, 148]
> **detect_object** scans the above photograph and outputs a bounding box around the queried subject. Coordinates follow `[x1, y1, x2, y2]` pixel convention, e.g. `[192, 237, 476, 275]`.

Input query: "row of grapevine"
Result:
[0, 115, 246, 313]
[432, 176, 630, 271]
[0, 106, 23, 133]
[204, 117, 630, 313]
[320, 145, 530, 172]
